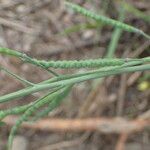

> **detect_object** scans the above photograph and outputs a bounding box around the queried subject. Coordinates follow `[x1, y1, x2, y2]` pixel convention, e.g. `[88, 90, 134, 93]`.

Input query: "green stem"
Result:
[7, 89, 62, 150]
[0, 47, 150, 69]
[33, 85, 72, 120]
[0, 64, 149, 103]
[106, 7, 125, 58]
[0, 103, 32, 120]
[0, 47, 58, 76]
[0, 66, 34, 86]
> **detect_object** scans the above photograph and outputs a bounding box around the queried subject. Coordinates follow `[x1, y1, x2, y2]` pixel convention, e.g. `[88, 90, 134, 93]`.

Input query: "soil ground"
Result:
[0, 0, 149, 150]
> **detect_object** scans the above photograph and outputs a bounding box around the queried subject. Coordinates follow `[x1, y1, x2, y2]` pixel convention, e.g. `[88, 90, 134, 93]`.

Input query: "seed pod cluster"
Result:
[38, 59, 126, 68]
[65, 2, 150, 39]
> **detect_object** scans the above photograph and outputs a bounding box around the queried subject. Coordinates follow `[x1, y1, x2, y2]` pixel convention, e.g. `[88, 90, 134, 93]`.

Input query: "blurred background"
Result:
[0, 0, 149, 150]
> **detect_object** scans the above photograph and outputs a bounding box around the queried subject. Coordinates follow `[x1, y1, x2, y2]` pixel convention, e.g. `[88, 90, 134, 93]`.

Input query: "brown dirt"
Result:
[0, 0, 149, 150]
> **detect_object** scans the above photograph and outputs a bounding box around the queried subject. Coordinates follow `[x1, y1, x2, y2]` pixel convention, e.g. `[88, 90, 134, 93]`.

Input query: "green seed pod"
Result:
[38, 58, 126, 68]
[1, 47, 149, 70]
[65, 2, 150, 39]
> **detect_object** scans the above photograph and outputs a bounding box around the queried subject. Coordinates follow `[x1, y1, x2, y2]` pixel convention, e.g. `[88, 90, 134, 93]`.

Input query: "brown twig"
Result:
[78, 81, 103, 118]
[130, 41, 150, 58]
[4, 116, 149, 134]
[117, 74, 127, 116]
[115, 133, 128, 150]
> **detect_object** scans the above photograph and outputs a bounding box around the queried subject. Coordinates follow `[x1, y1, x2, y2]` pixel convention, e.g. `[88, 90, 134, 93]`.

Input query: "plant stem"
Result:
[0, 64, 149, 103]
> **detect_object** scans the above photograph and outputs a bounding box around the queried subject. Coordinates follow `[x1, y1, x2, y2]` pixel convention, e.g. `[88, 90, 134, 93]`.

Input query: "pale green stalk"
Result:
[33, 85, 72, 120]
[0, 47, 58, 76]
[0, 103, 32, 120]
[0, 66, 34, 86]
[0, 63, 149, 103]
[106, 8, 125, 58]
[7, 89, 61, 150]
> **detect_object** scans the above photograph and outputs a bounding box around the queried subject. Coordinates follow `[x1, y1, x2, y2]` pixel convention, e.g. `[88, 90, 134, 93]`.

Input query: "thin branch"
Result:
[4, 116, 149, 134]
